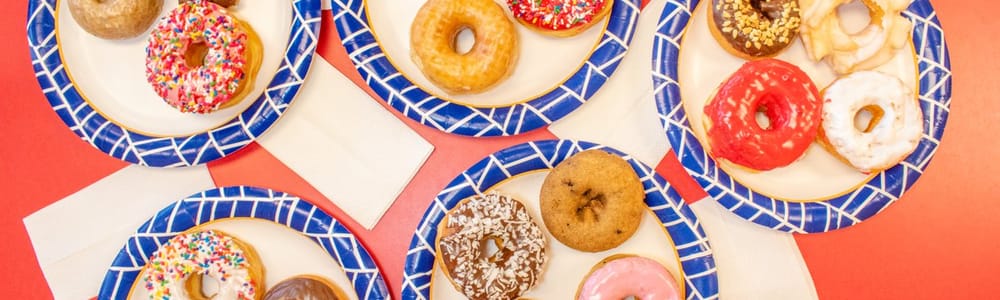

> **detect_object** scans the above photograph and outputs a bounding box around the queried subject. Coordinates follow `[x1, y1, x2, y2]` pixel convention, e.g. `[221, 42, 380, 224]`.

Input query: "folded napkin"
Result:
[548, 1, 819, 298]
[23, 165, 215, 299]
[256, 57, 433, 230]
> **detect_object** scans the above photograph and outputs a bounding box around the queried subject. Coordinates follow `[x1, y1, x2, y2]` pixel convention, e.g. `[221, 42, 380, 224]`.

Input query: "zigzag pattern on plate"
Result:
[400, 140, 719, 299]
[651, 0, 952, 233]
[97, 186, 391, 300]
[26, 0, 322, 167]
[329, 0, 640, 136]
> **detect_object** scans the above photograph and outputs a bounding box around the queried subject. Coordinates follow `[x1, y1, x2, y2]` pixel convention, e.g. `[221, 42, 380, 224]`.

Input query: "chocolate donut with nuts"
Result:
[708, 0, 801, 59]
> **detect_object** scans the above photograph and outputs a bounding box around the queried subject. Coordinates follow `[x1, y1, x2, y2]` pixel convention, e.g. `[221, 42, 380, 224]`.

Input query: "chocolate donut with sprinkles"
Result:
[708, 0, 801, 59]
[436, 192, 547, 300]
[507, 0, 614, 37]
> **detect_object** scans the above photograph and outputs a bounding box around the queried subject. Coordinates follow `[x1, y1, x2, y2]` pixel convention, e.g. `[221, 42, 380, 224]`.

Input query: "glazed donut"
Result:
[800, 0, 912, 74]
[436, 192, 547, 300]
[410, 0, 518, 94]
[539, 149, 645, 252]
[702, 58, 822, 171]
[142, 230, 263, 299]
[264, 275, 348, 300]
[818, 71, 921, 173]
[576, 254, 681, 300]
[67, 0, 163, 40]
[707, 0, 801, 59]
[507, 0, 614, 38]
[145, 0, 263, 114]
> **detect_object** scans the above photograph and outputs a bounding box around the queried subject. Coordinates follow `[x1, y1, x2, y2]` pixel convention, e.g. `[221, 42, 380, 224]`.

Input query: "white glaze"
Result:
[800, 0, 912, 74]
[821, 71, 922, 172]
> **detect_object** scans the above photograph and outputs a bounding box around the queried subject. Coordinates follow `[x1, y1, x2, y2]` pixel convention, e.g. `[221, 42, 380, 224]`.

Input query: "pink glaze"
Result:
[577, 256, 681, 300]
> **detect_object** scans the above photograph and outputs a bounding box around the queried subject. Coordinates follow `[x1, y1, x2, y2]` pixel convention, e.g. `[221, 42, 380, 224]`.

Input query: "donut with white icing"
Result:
[436, 192, 547, 300]
[818, 71, 922, 173]
[142, 229, 264, 299]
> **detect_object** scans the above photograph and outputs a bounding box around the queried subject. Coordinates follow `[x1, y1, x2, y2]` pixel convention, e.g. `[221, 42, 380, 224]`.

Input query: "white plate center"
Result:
[57, 1, 292, 136]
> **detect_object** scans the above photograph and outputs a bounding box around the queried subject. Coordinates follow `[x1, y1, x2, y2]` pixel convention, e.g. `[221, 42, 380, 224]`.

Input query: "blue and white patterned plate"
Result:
[651, 0, 951, 233]
[97, 186, 390, 300]
[401, 139, 719, 299]
[329, 0, 640, 136]
[26, 0, 322, 167]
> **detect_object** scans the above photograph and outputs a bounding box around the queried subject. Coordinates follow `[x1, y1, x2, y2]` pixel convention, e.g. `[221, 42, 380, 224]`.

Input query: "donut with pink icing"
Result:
[576, 255, 681, 300]
[144, 0, 262, 114]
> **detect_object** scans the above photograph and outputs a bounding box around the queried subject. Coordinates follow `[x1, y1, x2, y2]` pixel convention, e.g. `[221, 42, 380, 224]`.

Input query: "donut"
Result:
[67, 0, 163, 40]
[818, 71, 922, 173]
[576, 254, 681, 300]
[800, 0, 912, 74]
[142, 229, 263, 299]
[707, 0, 801, 59]
[181, 0, 241, 7]
[507, 0, 614, 38]
[436, 192, 547, 300]
[702, 58, 822, 171]
[540, 149, 645, 252]
[410, 0, 518, 94]
[145, 0, 263, 114]
[264, 275, 348, 300]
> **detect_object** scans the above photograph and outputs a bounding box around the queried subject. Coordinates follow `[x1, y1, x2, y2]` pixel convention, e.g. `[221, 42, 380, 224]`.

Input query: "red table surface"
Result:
[2, 0, 998, 298]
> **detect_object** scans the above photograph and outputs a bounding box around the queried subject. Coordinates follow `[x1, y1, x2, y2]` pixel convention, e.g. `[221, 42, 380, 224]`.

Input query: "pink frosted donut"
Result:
[577, 255, 681, 300]
[145, 0, 252, 114]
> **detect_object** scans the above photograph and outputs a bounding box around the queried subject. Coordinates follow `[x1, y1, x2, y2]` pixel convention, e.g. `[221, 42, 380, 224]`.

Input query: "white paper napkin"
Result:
[548, 1, 819, 298]
[255, 57, 433, 230]
[23, 165, 215, 299]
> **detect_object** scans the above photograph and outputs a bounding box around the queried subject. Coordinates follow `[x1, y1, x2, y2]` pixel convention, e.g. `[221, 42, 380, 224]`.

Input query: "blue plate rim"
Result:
[651, 0, 952, 233]
[96, 185, 391, 300]
[328, 0, 641, 136]
[400, 139, 720, 299]
[26, 0, 323, 167]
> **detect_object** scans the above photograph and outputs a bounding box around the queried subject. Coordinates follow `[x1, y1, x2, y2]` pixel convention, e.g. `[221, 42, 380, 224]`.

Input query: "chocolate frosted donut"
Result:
[708, 0, 801, 59]
[436, 192, 547, 300]
[264, 276, 347, 300]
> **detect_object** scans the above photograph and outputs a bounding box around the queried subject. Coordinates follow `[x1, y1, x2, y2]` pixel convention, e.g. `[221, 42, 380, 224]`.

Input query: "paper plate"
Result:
[652, 0, 951, 233]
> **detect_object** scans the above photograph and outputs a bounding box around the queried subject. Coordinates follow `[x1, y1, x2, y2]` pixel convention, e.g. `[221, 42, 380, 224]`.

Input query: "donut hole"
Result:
[479, 237, 503, 263]
[184, 42, 211, 68]
[754, 94, 789, 131]
[452, 27, 476, 55]
[854, 104, 885, 133]
[836, 0, 880, 35]
[184, 273, 221, 299]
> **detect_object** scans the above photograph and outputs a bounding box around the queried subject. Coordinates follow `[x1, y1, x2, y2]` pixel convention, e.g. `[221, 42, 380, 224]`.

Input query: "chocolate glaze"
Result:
[263, 276, 343, 300]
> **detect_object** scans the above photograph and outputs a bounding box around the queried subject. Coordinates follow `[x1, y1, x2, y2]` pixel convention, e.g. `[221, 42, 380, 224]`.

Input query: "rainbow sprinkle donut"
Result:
[145, 0, 254, 114]
[141, 229, 263, 299]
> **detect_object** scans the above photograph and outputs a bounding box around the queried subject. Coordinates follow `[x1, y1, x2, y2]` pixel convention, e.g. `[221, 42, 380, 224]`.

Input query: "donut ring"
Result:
[142, 229, 264, 299]
[410, 0, 518, 94]
[436, 192, 547, 300]
[576, 254, 682, 300]
[818, 71, 922, 173]
[67, 0, 163, 40]
[507, 0, 614, 38]
[264, 275, 348, 300]
[708, 0, 801, 59]
[540, 149, 645, 252]
[702, 58, 822, 171]
[800, 0, 912, 74]
[145, 0, 263, 114]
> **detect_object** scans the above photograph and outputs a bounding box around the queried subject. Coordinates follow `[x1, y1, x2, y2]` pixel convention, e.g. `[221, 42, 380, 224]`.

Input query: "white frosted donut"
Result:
[819, 71, 922, 173]
[142, 229, 263, 299]
[800, 0, 912, 74]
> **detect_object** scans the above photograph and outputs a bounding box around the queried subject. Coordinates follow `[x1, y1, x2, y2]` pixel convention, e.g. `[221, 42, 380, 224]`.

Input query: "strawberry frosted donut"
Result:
[507, 0, 614, 37]
[818, 71, 922, 173]
[145, 0, 263, 114]
[576, 255, 681, 300]
[702, 58, 822, 171]
[141, 230, 264, 299]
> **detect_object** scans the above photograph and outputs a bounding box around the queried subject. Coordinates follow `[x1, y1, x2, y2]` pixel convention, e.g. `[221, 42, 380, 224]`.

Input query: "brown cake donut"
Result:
[67, 0, 164, 40]
[263, 275, 348, 300]
[539, 149, 645, 252]
[707, 0, 801, 59]
[436, 192, 547, 300]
